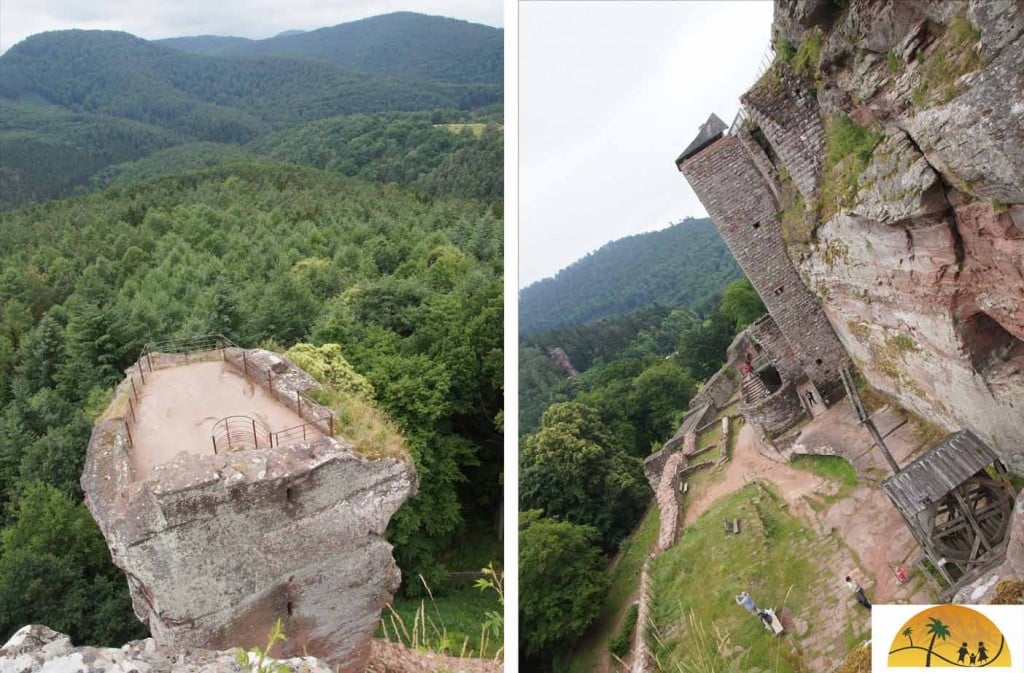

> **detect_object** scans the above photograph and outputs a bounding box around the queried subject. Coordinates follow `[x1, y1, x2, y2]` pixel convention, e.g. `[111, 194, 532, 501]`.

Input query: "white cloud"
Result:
[519, 1, 774, 287]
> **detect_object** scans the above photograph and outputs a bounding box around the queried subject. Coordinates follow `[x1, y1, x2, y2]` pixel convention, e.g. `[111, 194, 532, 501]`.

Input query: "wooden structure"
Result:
[881, 430, 1017, 598]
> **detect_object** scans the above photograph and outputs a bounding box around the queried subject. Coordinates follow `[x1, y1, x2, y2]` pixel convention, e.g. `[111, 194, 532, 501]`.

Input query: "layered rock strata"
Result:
[81, 348, 416, 672]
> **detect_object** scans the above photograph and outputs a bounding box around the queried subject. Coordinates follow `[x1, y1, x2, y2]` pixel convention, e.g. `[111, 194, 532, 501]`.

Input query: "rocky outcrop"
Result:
[766, 0, 1024, 473]
[81, 349, 416, 672]
[547, 347, 580, 378]
[0, 627, 499, 673]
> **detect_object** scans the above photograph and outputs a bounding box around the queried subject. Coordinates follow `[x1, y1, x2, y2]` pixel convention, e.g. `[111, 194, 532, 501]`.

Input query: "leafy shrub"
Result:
[608, 603, 639, 658]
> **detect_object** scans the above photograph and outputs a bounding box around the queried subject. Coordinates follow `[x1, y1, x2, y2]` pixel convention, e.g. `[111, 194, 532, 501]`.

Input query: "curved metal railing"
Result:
[211, 415, 271, 453]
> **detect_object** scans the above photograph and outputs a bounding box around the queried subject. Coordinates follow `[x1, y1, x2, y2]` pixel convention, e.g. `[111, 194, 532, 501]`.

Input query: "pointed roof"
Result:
[676, 113, 727, 165]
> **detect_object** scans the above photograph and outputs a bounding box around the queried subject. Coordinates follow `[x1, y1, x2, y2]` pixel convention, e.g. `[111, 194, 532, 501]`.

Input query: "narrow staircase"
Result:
[742, 372, 770, 404]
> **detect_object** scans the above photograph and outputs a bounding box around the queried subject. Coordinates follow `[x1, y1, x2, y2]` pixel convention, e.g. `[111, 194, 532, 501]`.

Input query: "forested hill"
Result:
[0, 30, 498, 137]
[519, 218, 741, 335]
[0, 20, 502, 210]
[158, 12, 502, 85]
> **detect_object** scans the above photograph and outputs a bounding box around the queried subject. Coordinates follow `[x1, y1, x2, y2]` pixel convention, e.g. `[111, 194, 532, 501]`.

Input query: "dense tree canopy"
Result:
[520, 403, 648, 551]
[519, 510, 609, 662]
[721, 278, 768, 331]
[0, 161, 502, 641]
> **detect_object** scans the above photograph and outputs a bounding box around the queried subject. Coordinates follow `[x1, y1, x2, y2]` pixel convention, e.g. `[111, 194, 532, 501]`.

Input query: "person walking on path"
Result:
[735, 591, 758, 615]
[845, 575, 871, 610]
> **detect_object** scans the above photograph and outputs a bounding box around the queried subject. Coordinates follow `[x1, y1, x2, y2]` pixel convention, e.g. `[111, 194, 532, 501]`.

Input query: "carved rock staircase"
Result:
[742, 372, 770, 404]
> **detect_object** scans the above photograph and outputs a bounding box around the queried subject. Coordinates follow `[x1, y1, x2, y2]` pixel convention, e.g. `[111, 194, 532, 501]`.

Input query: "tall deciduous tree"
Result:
[519, 510, 609, 663]
[520, 402, 648, 550]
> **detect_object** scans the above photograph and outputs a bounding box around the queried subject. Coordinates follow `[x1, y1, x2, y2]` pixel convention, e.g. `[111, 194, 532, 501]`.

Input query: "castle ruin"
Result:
[81, 336, 415, 673]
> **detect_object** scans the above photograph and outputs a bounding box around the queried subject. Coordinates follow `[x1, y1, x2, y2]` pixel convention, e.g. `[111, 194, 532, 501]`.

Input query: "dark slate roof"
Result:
[676, 113, 728, 164]
[881, 429, 997, 517]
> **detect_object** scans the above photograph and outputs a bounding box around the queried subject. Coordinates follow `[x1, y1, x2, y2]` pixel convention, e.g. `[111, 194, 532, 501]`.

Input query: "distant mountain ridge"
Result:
[0, 13, 502, 209]
[157, 12, 502, 85]
[519, 218, 742, 335]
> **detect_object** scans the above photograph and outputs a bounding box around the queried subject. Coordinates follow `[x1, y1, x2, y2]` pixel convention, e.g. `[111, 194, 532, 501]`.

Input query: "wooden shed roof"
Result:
[881, 429, 997, 517]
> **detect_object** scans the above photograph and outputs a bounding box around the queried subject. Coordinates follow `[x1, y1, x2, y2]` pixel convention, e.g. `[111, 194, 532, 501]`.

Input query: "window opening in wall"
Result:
[286, 487, 294, 503]
[815, 358, 823, 366]
[773, 286, 784, 296]
[753, 221, 761, 229]
[757, 364, 783, 394]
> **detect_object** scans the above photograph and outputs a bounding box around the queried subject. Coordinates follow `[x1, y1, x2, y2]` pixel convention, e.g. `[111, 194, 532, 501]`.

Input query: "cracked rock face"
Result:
[764, 0, 1024, 472]
[81, 350, 416, 673]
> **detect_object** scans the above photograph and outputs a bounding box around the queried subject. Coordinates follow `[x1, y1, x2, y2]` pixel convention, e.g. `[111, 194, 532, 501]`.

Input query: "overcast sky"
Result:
[0, 0, 502, 53]
[519, 1, 774, 288]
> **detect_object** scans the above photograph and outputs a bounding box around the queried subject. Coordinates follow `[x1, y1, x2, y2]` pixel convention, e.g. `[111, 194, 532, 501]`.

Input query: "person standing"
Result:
[845, 575, 871, 610]
[957, 642, 969, 664]
[978, 642, 989, 664]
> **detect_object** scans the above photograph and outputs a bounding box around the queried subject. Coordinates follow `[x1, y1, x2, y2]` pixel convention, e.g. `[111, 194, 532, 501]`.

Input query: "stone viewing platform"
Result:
[81, 336, 416, 673]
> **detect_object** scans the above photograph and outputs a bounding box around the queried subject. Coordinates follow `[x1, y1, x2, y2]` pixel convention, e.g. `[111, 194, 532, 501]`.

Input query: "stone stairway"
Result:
[742, 371, 770, 404]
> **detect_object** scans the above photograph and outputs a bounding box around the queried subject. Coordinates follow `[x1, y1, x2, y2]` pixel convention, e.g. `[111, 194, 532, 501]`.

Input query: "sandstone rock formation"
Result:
[0, 626, 500, 673]
[81, 347, 416, 672]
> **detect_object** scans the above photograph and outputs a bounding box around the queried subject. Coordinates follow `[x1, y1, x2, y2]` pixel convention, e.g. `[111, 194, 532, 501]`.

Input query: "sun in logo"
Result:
[888, 604, 1011, 667]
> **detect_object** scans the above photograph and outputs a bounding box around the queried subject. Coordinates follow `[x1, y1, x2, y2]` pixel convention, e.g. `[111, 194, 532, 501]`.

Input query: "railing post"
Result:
[252, 419, 258, 448]
[296, 391, 301, 413]
[268, 369, 273, 390]
[303, 425, 307, 441]
[329, 413, 334, 436]
[146, 351, 153, 372]
[242, 352, 249, 379]
[128, 396, 137, 424]
[131, 377, 138, 401]
[137, 360, 146, 385]
[124, 420, 133, 447]
[212, 436, 218, 454]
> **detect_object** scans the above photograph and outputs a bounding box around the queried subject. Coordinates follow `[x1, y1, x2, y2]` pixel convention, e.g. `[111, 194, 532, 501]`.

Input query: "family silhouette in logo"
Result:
[956, 641, 989, 666]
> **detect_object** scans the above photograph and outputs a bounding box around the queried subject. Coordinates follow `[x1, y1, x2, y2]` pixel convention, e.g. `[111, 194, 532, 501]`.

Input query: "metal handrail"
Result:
[270, 414, 334, 448]
[211, 415, 270, 453]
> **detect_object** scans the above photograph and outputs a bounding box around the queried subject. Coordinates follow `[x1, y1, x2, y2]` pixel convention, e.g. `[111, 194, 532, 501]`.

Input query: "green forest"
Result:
[0, 14, 503, 651]
[519, 268, 765, 669]
[518, 218, 741, 335]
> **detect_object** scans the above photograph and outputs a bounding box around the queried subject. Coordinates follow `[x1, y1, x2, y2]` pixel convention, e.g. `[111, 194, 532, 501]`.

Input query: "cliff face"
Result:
[768, 0, 1024, 472]
[81, 348, 416, 672]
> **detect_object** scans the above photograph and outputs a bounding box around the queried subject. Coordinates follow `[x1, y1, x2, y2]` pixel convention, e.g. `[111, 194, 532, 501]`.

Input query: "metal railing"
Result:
[212, 415, 271, 453]
[114, 333, 337, 454]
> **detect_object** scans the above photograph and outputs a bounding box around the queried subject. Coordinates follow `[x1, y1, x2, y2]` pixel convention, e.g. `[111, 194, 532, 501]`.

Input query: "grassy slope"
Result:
[379, 582, 502, 659]
[649, 484, 828, 673]
[566, 506, 660, 673]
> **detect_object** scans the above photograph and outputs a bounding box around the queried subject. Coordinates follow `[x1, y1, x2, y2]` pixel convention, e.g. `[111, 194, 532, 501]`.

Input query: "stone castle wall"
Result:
[690, 366, 738, 411]
[679, 134, 848, 402]
[747, 315, 805, 387]
[741, 380, 807, 437]
[742, 65, 827, 201]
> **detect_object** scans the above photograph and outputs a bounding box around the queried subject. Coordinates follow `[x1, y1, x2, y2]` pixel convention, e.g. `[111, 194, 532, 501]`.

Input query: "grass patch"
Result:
[566, 506, 659, 673]
[307, 386, 409, 460]
[608, 603, 638, 658]
[792, 29, 824, 80]
[648, 484, 828, 672]
[790, 454, 859, 490]
[778, 168, 813, 261]
[697, 424, 723, 451]
[378, 580, 502, 659]
[435, 123, 493, 137]
[817, 114, 883, 222]
[911, 13, 982, 108]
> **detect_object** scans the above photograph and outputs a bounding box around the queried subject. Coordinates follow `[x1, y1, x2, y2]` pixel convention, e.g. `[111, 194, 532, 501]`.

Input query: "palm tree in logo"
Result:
[925, 617, 951, 667]
[902, 627, 913, 648]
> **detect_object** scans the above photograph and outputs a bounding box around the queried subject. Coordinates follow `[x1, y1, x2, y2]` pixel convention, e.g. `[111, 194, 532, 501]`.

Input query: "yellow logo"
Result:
[887, 604, 1011, 667]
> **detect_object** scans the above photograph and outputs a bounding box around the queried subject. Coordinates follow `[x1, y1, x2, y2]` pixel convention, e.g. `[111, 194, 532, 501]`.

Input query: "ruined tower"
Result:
[676, 113, 849, 415]
[81, 336, 415, 673]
